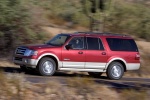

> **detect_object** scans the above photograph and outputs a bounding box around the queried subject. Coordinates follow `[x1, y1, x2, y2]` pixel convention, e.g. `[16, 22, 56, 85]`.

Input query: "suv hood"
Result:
[21, 44, 57, 50]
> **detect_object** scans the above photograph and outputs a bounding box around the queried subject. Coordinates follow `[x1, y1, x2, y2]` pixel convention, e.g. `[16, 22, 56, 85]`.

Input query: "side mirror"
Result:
[65, 44, 72, 50]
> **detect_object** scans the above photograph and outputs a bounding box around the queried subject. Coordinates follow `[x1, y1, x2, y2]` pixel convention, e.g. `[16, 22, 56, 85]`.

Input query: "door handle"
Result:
[102, 52, 106, 55]
[78, 51, 83, 54]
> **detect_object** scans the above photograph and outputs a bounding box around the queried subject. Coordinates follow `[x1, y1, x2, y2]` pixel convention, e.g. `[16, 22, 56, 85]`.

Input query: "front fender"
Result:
[36, 53, 61, 68]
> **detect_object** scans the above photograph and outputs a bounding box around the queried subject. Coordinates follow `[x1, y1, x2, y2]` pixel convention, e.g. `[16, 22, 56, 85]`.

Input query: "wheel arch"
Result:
[105, 58, 127, 72]
[37, 53, 60, 70]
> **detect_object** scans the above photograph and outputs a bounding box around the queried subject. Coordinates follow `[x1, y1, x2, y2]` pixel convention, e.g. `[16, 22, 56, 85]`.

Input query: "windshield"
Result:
[46, 34, 70, 46]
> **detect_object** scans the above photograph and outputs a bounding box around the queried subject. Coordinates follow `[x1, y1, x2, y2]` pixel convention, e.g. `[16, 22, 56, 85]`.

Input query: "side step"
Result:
[58, 68, 106, 72]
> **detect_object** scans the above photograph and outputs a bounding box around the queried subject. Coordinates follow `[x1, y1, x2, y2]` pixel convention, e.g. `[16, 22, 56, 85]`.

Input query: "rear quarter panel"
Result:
[102, 36, 140, 70]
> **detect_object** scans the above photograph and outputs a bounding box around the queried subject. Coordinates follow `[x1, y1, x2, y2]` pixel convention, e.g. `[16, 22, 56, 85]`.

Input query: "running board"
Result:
[58, 68, 106, 72]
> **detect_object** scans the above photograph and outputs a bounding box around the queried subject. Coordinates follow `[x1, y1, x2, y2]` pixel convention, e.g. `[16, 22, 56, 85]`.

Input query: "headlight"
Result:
[24, 49, 38, 56]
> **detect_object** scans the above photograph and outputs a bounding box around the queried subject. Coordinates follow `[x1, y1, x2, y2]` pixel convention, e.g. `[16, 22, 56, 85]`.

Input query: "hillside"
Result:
[0, 0, 150, 51]
[0, 0, 150, 99]
[0, 0, 150, 77]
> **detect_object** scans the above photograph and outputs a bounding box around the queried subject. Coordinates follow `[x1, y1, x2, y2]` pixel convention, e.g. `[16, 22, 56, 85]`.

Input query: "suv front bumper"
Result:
[13, 57, 38, 68]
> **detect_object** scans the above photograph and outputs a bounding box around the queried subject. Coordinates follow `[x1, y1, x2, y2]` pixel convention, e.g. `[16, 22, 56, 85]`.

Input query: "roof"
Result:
[61, 32, 132, 38]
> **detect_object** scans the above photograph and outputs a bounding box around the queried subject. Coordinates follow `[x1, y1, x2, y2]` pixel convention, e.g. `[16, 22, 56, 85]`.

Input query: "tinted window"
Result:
[106, 38, 138, 51]
[86, 37, 104, 50]
[47, 34, 70, 46]
[68, 37, 84, 49]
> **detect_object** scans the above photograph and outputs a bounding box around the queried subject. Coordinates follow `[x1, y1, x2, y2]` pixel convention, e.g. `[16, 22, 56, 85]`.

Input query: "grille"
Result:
[16, 47, 26, 55]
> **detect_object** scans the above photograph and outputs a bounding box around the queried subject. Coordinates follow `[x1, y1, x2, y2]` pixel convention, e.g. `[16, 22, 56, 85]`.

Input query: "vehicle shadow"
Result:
[0, 66, 108, 79]
[0, 66, 22, 73]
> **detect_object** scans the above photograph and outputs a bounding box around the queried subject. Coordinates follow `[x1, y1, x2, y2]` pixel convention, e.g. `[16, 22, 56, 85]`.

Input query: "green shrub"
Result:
[0, 0, 49, 53]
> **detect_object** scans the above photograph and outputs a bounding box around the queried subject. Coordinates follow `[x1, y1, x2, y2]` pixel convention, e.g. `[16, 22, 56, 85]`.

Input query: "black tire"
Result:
[106, 62, 124, 80]
[37, 57, 56, 76]
[88, 72, 103, 78]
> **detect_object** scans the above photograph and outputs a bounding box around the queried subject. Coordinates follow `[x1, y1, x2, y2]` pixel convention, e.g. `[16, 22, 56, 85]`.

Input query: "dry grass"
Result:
[0, 70, 150, 100]
[120, 89, 149, 100]
[0, 71, 29, 100]
[136, 41, 150, 55]
[0, 71, 119, 100]
[41, 26, 74, 36]
[0, 60, 17, 68]
[67, 77, 120, 100]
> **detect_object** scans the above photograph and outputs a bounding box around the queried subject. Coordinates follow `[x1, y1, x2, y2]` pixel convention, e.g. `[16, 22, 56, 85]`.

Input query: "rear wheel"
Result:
[106, 62, 124, 80]
[37, 57, 56, 76]
[88, 72, 103, 78]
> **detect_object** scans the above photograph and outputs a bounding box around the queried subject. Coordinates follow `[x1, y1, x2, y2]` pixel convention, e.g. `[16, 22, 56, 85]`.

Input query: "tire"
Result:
[88, 72, 103, 78]
[106, 62, 124, 80]
[37, 57, 56, 76]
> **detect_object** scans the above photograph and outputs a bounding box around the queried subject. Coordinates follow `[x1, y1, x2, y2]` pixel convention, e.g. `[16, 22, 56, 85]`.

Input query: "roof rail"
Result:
[74, 31, 105, 34]
[97, 33, 128, 37]
[73, 32, 91, 34]
[74, 32, 128, 37]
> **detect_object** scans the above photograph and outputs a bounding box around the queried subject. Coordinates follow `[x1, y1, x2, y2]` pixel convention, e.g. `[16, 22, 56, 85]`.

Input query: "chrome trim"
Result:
[59, 68, 106, 72]
[15, 47, 27, 56]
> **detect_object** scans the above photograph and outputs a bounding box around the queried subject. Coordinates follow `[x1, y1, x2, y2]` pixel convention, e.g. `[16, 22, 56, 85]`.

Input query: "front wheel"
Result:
[106, 62, 124, 80]
[37, 57, 56, 76]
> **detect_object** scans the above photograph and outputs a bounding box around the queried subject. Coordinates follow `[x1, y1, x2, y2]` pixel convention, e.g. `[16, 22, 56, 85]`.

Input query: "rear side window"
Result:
[106, 38, 138, 52]
[86, 37, 104, 50]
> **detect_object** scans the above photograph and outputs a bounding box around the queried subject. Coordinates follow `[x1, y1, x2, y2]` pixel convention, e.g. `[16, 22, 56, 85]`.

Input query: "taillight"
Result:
[135, 53, 140, 60]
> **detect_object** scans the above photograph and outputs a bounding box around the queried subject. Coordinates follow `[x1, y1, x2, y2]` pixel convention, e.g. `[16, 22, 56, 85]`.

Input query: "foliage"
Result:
[0, 0, 150, 54]
[0, 0, 49, 53]
[34, 0, 90, 27]
[105, 0, 150, 40]
[34, 0, 150, 41]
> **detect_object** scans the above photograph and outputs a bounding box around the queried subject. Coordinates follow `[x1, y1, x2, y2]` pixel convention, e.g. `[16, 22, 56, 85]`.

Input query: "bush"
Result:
[0, 0, 150, 55]
[0, 0, 49, 54]
[37, 0, 150, 41]
[102, 0, 150, 41]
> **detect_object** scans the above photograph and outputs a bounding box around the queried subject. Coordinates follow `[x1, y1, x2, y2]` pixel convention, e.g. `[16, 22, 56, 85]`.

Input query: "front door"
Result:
[62, 36, 85, 68]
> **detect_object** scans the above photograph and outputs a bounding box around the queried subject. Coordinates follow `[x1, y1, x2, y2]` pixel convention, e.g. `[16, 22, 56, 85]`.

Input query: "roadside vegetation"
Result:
[31, 0, 150, 40]
[0, 0, 150, 52]
[0, 0, 50, 55]
[0, 0, 150, 77]
[0, 0, 150, 98]
[0, 71, 149, 100]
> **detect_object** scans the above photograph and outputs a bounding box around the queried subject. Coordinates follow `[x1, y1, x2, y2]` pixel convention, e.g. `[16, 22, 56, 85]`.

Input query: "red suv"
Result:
[13, 32, 140, 80]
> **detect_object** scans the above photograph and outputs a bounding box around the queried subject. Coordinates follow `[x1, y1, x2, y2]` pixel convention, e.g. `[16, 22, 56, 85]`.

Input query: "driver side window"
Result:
[68, 37, 84, 49]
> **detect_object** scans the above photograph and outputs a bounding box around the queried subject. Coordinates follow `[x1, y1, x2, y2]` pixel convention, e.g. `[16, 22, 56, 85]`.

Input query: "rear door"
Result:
[85, 37, 108, 69]
[62, 36, 85, 68]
